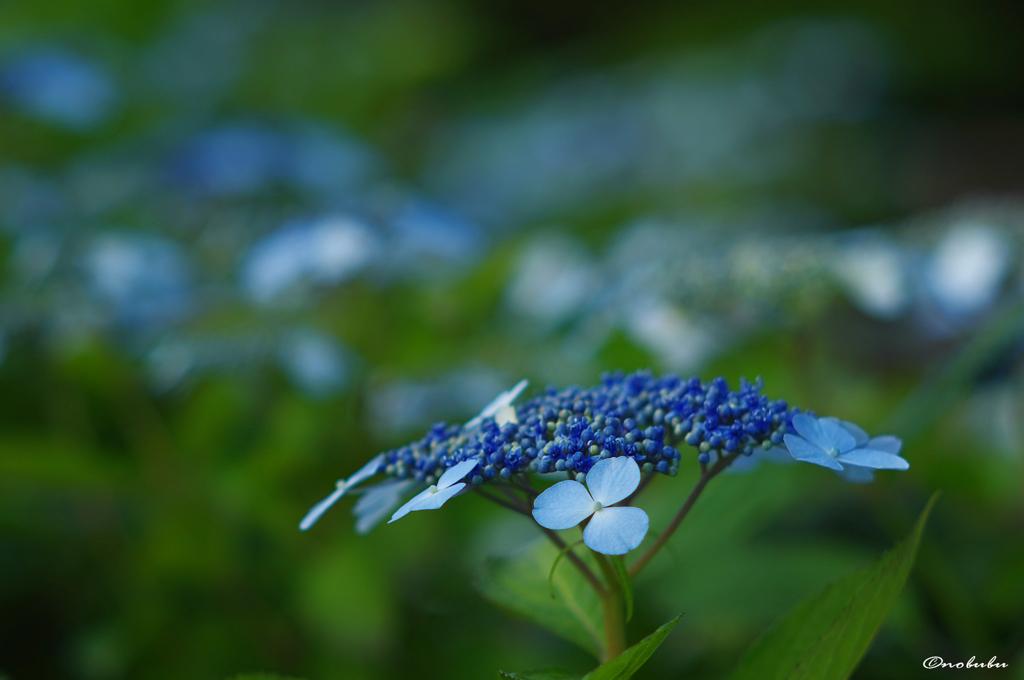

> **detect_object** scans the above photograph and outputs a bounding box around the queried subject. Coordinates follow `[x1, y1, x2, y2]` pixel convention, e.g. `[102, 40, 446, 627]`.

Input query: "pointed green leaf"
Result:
[498, 669, 582, 680]
[726, 493, 938, 680]
[227, 674, 307, 680]
[476, 538, 605, 658]
[610, 556, 634, 623]
[581, 615, 680, 680]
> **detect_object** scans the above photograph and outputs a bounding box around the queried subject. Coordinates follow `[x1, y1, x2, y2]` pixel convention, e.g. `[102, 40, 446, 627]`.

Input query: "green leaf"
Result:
[725, 492, 938, 680]
[226, 674, 307, 680]
[498, 669, 582, 680]
[581, 615, 680, 680]
[549, 540, 586, 598]
[476, 538, 605, 658]
[610, 556, 634, 623]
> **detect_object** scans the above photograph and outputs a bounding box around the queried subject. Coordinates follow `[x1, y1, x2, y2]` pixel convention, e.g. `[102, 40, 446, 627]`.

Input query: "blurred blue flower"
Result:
[923, 224, 1011, 323]
[0, 47, 118, 129]
[366, 368, 510, 436]
[278, 329, 350, 398]
[286, 124, 380, 196]
[388, 458, 479, 523]
[506, 234, 597, 326]
[783, 414, 907, 472]
[82, 233, 192, 329]
[532, 456, 649, 555]
[388, 200, 483, 272]
[170, 124, 287, 195]
[832, 232, 911, 320]
[241, 215, 379, 303]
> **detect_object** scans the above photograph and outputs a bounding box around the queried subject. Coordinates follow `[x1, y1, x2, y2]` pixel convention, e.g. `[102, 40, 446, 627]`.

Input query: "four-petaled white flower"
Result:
[532, 457, 649, 555]
[389, 458, 479, 523]
[783, 414, 908, 472]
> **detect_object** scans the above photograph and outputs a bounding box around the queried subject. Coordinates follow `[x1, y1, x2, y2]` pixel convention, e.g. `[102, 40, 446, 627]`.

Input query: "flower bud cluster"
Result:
[379, 370, 798, 486]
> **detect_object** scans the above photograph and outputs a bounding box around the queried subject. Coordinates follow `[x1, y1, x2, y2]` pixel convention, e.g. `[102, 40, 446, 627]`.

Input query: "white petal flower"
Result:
[531, 457, 649, 556]
[388, 458, 479, 523]
[464, 379, 528, 429]
[299, 454, 384, 530]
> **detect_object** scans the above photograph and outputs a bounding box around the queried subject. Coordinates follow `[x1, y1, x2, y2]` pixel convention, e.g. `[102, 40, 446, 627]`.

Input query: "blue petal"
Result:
[437, 458, 479, 489]
[353, 479, 415, 534]
[299, 486, 345, 530]
[834, 418, 869, 446]
[299, 454, 387, 530]
[387, 480, 468, 524]
[583, 506, 649, 555]
[347, 453, 384, 488]
[405, 482, 466, 514]
[866, 435, 902, 455]
[836, 447, 909, 470]
[464, 379, 529, 429]
[792, 414, 833, 451]
[388, 487, 435, 523]
[585, 456, 640, 506]
[834, 464, 875, 484]
[783, 433, 844, 470]
[532, 480, 596, 530]
[817, 418, 857, 452]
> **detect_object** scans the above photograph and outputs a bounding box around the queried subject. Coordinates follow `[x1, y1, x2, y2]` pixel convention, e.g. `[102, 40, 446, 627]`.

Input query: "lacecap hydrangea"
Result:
[301, 370, 836, 533]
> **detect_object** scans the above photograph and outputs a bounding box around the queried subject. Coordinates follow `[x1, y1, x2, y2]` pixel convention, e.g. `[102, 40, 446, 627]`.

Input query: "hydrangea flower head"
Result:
[302, 372, 810, 533]
[532, 457, 649, 555]
[783, 414, 908, 472]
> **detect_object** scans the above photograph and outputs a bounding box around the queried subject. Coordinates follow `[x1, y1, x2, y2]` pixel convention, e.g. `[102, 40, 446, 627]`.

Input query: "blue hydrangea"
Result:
[373, 371, 795, 485]
[532, 456, 649, 555]
[301, 370, 807, 531]
[783, 414, 908, 472]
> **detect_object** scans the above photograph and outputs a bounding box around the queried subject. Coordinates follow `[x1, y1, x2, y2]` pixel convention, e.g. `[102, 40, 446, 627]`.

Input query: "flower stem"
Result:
[542, 528, 606, 596]
[473, 487, 529, 515]
[474, 487, 606, 596]
[594, 553, 627, 662]
[628, 450, 741, 578]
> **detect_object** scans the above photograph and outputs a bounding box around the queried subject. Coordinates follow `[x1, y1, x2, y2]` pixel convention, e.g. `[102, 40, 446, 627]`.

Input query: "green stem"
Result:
[542, 527, 606, 596]
[475, 487, 606, 597]
[628, 450, 741, 578]
[474, 487, 529, 515]
[594, 552, 627, 662]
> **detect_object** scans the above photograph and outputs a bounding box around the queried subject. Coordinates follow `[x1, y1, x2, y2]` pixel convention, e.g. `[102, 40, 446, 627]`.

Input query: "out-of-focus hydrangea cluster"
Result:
[0, 7, 1022, 416]
[376, 371, 795, 487]
[506, 200, 1024, 373]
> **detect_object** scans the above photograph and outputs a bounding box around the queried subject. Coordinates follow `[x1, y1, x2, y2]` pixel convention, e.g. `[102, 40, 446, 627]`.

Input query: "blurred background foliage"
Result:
[0, 0, 1022, 678]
